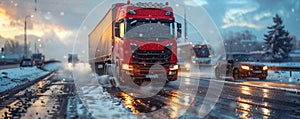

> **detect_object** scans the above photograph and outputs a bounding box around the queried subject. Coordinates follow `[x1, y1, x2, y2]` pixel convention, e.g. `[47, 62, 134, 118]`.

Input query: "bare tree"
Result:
[3, 40, 31, 55]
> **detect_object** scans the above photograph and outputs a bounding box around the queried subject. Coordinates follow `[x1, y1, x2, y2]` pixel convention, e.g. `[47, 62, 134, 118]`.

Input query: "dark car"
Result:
[20, 58, 34, 67]
[214, 52, 268, 80]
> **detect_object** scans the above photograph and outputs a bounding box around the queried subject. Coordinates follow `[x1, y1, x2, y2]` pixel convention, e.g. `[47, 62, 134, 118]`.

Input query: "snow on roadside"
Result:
[260, 62, 300, 84]
[0, 63, 61, 93]
[267, 71, 300, 84]
[43, 62, 61, 71]
[261, 62, 300, 67]
[70, 63, 137, 119]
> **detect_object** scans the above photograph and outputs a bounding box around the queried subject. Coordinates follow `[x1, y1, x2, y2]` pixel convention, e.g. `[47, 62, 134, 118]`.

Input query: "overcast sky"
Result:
[0, 0, 299, 61]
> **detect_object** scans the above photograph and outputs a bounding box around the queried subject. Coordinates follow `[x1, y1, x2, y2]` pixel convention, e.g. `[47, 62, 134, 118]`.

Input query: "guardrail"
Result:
[262, 62, 300, 78]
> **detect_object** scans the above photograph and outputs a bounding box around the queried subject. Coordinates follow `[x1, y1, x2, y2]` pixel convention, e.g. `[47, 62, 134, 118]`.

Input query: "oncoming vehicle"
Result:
[214, 52, 268, 80]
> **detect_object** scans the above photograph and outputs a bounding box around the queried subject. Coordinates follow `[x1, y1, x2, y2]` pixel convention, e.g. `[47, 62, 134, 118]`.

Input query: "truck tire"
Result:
[114, 61, 122, 83]
[95, 63, 105, 75]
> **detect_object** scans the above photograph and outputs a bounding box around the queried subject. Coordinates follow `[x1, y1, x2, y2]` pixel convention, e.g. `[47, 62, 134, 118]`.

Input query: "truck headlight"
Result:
[241, 65, 250, 70]
[122, 64, 133, 70]
[185, 63, 190, 69]
[130, 42, 138, 52]
[170, 64, 178, 70]
[263, 66, 268, 70]
[166, 43, 173, 49]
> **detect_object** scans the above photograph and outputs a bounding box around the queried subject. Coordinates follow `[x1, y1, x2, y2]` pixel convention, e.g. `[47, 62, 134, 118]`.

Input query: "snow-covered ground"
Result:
[43, 62, 61, 71]
[262, 62, 300, 68]
[68, 62, 137, 119]
[0, 63, 61, 93]
[268, 70, 300, 84]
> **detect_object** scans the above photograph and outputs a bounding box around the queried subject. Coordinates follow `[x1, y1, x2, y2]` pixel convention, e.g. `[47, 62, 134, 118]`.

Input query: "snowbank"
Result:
[0, 63, 61, 93]
[262, 62, 300, 68]
[43, 62, 61, 71]
[69, 62, 137, 119]
[268, 71, 300, 84]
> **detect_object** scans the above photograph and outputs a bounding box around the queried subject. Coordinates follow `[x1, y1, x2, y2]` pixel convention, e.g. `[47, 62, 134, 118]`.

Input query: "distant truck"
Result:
[89, 1, 182, 84]
[178, 42, 213, 66]
[31, 53, 45, 67]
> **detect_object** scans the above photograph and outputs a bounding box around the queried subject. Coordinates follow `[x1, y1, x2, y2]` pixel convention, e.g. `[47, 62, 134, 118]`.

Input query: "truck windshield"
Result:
[125, 19, 174, 41]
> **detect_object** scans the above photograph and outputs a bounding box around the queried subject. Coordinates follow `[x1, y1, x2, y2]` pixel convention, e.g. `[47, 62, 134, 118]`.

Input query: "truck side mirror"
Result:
[115, 22, 120, 37]
[177, 23, 182, 29]
[177, 29, 182, 38]
[115, 22, 120, 27]
[115, 28, 120, 37]
[176, 22, 182, 38]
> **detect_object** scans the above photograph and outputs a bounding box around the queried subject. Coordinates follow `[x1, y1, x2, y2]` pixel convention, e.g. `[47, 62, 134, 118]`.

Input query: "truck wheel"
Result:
[215, 68, 222, 80]
[115, 62, 122, 83]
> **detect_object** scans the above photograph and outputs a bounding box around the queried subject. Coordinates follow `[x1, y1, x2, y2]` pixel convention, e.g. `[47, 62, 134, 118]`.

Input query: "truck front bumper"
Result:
[122, 69, 178, 81]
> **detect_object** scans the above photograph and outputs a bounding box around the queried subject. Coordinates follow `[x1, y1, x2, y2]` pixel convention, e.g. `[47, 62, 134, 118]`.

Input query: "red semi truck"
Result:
[89, 1, 181, 84]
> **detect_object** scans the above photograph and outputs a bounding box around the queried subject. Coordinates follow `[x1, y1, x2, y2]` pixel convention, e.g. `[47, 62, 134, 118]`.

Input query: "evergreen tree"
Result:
[263, 14, 293, 62]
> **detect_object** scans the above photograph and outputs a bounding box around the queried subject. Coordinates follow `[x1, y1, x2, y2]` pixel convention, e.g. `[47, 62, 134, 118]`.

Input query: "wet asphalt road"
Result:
[0, 71, 77, 119]
[105, 67, 300, 119]
[1, 66, 300, 119]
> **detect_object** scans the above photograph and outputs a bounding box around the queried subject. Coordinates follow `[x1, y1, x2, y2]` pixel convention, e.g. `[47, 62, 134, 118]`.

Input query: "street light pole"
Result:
[184, 6, 187, 42]
[24, 15, 34, 58]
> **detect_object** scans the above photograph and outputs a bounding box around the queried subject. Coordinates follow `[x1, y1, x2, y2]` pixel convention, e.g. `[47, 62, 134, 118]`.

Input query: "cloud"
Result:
[221, 22, 263, 29]
[254, 12, 271, 21]
[226, 0, 250, 5]
[221, 1, 267, 30]
[184, 0, 208, 7]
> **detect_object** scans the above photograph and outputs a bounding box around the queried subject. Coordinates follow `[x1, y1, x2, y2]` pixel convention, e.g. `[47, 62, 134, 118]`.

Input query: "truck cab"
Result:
[89, 2, 182, 85]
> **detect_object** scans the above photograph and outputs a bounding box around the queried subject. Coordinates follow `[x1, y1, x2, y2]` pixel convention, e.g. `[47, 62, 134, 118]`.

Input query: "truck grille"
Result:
[131, 47, 172, 70]
[253, 66, 263, 70]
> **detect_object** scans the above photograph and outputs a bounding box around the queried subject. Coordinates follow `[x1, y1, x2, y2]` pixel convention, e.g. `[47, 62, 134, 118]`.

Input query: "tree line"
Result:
[223, 14, 298, 62]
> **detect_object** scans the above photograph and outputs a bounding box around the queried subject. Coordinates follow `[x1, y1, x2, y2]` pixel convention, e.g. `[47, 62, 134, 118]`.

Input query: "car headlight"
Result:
[185, 63, 190, 69]
[263, 66, 268, 70]
[67, 63, 73, 68]
[241, 65, 250, 70]
[170, 64, 178, 70]
[122, 64, 133, 70]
